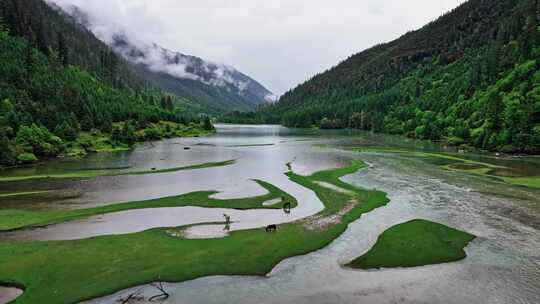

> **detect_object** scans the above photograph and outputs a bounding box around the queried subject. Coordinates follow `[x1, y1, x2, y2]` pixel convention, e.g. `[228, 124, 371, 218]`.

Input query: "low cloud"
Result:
[59, 4, 262, 96]
[49, 0, 465, 96]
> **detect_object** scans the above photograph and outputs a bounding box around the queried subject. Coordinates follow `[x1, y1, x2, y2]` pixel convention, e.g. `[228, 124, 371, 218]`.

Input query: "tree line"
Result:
[0, 21, 204, 167]
[223, 0, 540, 154]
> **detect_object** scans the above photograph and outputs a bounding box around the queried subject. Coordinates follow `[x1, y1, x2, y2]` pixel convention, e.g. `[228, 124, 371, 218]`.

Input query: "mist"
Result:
[48, 0, 465, 96]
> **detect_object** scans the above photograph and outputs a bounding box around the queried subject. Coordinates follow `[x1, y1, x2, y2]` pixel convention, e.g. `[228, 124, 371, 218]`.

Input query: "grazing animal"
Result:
[184, 147, 191, 150]
[151, 168, 156, 171]
[223, 213, 231, 224]
[283, 202, 291, 210]
[265, 224, 277, 232]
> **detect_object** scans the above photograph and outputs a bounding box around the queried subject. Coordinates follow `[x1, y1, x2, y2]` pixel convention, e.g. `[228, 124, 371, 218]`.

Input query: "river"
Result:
[1, 124, 538, 303]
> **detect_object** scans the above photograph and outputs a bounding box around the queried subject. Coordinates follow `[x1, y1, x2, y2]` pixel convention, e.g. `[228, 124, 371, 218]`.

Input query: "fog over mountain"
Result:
[58, 3, 276, 108]
[110, 32, 277, 103]
[47, 0, 464, 96]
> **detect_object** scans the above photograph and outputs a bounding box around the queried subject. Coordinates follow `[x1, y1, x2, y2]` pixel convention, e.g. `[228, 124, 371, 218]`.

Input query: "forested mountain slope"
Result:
[61, 4, 274, 113]
[1, 0, 273, 115]
[110, 33, 274, 112]
[0, 0, 207, 167]
[262, 0, 540, 153]
[0, 0, 143, 90]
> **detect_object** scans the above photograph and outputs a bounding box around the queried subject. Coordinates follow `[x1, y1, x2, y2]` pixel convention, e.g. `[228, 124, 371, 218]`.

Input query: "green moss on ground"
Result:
[347, 219, 475, 269]
[0, 159, 235, 182]
[0, 161, 389, 304]
[0, 178, 293, 232]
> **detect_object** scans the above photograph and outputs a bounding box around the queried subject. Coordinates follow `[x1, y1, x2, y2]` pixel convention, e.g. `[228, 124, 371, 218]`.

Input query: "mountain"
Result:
[258, 0, 540, 153]
[62, 4, 275, 113]
[110, 33, 275, 112]
[0, 0, 205, 167]
[0, 0, 145, 90]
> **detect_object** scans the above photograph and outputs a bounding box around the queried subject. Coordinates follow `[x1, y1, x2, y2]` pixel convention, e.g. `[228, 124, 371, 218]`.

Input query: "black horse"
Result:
[265, 224, 277, 232]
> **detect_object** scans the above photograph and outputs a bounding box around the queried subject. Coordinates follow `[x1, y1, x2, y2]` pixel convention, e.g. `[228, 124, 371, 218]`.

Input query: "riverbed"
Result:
[1, 125, 539, 303]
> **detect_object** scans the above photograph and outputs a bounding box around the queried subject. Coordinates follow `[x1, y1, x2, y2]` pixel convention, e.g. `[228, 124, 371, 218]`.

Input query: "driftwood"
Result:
[115, 279, 169, 303]
[149, 281, 170, 302]
[117, 288, 143, 304]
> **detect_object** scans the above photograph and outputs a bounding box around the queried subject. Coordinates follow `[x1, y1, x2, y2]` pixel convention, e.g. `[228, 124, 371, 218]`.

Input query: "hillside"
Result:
[257, 0, 540, 153]
[0, 0, 144, 90]
[0, 0, 209, 167]
[60, 4, 275, 113]
[110, 33, 274, 112]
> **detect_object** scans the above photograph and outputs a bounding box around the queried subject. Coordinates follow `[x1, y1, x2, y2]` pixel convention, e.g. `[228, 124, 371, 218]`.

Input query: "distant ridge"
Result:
[63, 4, 275, 113]
[258, 0, 540, 153]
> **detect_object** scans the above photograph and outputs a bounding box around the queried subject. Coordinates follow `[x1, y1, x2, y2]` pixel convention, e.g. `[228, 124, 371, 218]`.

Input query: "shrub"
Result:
[446, 136, 464, 146]
[17, 152, 38, 164]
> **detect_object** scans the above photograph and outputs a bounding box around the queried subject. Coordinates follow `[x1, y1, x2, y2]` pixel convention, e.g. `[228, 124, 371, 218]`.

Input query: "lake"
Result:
[1, 124, 539, 304]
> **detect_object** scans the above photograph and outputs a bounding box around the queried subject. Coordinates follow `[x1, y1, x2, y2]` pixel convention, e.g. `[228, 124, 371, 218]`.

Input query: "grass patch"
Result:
[498, 176, 540, 188]
[0, 161, 389, 304]
[0, 190, 54, 198]
[0, 179, 293, 232]
[0, 160, 235, 182]
[346, 219, 475, 269]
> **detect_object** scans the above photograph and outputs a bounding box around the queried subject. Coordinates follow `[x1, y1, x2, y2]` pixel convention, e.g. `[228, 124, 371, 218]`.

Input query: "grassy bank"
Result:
[2, 121, 215, 170]
[347, 219, 475, 269]
[0, 178, 293, 232]
[0, 161, 389, 304]
[0, 159, 235, 182]
[66, 121, 215, 158]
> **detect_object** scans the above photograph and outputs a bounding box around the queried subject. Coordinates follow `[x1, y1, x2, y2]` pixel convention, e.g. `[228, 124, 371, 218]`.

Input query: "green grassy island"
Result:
[347, 219, 475, 269]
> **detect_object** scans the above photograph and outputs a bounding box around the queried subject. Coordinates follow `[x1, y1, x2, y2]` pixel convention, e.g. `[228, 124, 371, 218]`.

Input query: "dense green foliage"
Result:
[0, 21, 208, 167]
[0, 0, 271, 115]
[231, 0, 540, 153]
[0, 0, 141, 89]
[347, 219, 475, 269]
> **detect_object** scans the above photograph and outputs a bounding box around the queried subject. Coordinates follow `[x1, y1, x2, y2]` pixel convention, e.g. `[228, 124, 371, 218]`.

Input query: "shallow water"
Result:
[0, 125, 343, 211]
[1, 125, 539, 303]
[86, 149, 540, 304]
[0, 204, 311, 241]
[0, 286, 23, 304]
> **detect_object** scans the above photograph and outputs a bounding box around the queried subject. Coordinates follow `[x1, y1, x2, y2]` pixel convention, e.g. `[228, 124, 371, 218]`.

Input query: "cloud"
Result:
[49, 0, 465, 96]
[59, 5, 260, 95]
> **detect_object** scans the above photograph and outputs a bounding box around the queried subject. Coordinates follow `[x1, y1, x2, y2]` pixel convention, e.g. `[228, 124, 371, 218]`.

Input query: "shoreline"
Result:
[0, 123, 216, 173]
[0, 161, 391, 303]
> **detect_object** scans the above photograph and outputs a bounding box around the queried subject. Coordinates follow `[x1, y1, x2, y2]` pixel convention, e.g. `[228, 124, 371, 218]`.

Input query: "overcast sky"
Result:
[50, 0, 464, 96]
